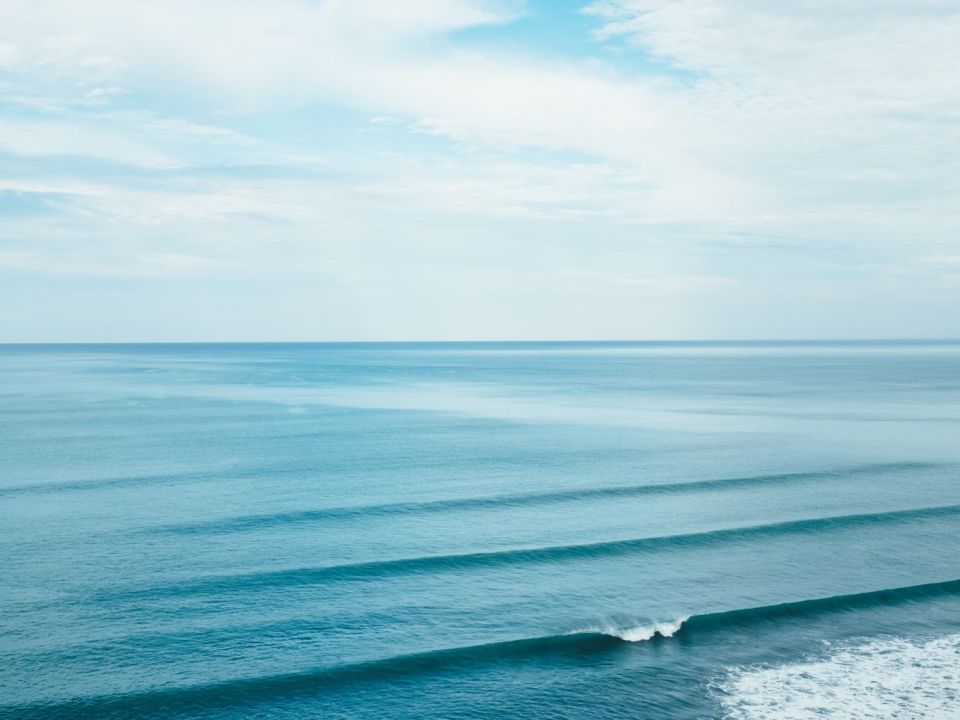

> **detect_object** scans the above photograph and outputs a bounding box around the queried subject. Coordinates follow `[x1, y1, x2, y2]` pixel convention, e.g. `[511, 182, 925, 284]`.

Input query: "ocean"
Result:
[1, 340, 959, 719]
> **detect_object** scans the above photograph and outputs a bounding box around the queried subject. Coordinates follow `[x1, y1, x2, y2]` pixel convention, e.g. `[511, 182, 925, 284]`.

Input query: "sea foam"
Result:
[719, 633, 960, 719]
[580, 617, 688, 643]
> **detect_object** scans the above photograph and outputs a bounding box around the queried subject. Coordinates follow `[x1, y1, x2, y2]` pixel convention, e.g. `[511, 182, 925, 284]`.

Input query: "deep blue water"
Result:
[1, 341, 959, 719]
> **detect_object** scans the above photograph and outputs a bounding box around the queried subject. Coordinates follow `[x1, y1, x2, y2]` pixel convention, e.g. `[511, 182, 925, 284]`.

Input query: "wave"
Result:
[0, 632, 624, 720]
[2, 460, 941, 506]
[581, 617, 689, 642]
[596, 576, 960, 643]
[0, 456, 371, 497]
[685, 577, 960, 632]
[113, 502, 960, 599]
[151, 461, 941, 535]
[11, 578, 960, 720]
[0, 470, 204, 497]
[0, 465, 314, 497]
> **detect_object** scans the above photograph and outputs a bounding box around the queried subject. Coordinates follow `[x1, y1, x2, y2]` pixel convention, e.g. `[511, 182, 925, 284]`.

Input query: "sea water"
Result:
[1, 341, 959, 719]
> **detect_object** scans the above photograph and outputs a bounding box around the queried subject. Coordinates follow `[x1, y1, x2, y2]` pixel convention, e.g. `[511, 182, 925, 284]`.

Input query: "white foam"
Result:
[719, 633, 960, 719]
[582, 617, 688, 643]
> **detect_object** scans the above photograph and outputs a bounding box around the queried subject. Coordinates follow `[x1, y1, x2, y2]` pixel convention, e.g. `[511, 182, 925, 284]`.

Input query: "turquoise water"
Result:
[2, 341, 959, 719]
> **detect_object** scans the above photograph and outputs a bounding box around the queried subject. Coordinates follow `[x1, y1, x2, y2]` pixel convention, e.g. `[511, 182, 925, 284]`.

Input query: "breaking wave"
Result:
[579, 618, 689, 642]
[12, 578, 960, 720]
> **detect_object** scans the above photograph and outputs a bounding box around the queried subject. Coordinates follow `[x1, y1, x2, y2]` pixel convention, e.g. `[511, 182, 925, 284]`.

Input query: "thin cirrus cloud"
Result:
[0, 0, 958, 341]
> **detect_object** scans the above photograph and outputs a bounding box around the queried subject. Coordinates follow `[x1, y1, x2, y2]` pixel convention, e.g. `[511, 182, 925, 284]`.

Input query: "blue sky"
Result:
[1, 0, 958, 341]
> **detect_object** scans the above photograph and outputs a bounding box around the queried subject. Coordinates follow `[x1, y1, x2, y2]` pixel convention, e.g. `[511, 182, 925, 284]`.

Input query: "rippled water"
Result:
[2, 341, 959, 719]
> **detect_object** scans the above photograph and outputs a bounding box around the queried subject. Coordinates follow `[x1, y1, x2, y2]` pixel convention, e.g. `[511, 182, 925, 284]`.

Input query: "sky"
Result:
[1, 0, 958, 342]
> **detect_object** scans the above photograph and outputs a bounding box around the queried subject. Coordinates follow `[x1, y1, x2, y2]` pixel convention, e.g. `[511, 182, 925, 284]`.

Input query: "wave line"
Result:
[109, 502, 960, 600]
[151, 461, 943, 535]
[10, 577, 960, 719]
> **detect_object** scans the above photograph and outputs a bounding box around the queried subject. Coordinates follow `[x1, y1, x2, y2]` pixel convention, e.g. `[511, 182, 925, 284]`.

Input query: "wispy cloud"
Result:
[1, 1, 958, 340]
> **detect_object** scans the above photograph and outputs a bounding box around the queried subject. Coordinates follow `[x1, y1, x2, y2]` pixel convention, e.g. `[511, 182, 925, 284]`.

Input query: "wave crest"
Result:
[579, 617, 689, 643]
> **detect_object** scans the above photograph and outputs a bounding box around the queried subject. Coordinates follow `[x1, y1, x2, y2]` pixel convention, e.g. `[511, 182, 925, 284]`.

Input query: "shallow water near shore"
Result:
[2, 340, 959, 719]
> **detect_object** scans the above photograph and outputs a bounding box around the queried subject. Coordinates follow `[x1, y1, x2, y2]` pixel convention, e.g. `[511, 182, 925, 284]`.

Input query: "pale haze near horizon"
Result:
[1, 0, 958, 342]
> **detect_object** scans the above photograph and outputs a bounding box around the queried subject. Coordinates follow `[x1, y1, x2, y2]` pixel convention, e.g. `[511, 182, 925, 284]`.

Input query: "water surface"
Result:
[2, 341, 959, 718]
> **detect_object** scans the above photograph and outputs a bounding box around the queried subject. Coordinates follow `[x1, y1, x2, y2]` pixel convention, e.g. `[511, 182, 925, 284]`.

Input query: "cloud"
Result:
[583, 1, 960, 177]
[0, 247, 224, 278]
[0, 188, 72, 215]
[0, 118, 177, 167]
[0, 0, 519, 106]
[4, 0, 956, 233]
[0, 2, 695, 182]
[925, 255, 960, 269]
[1, 1, 959, 339]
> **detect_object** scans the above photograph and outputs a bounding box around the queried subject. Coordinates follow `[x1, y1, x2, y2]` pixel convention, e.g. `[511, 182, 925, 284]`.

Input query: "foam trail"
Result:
[720, 634, 960, 720]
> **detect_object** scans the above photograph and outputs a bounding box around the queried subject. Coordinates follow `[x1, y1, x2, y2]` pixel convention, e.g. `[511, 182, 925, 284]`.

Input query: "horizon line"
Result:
[2, 338, 959, 347]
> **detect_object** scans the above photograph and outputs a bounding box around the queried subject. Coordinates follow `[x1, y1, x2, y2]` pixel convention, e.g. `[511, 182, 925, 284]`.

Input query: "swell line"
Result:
[584, 577, 960, 643]
[151, 461, 942, 535]
[9, 577, 960, 720]
[109, 502, 960, 600]
[0, 464, 328, 498]
[0, 470, 205, 498]
[684, 577, 960, 632]
[0, 633, 620, 719]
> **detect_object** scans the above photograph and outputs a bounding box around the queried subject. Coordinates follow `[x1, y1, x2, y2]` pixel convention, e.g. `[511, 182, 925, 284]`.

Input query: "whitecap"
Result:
[579, 617, 689, 643]
[719, 633, 960, 719]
